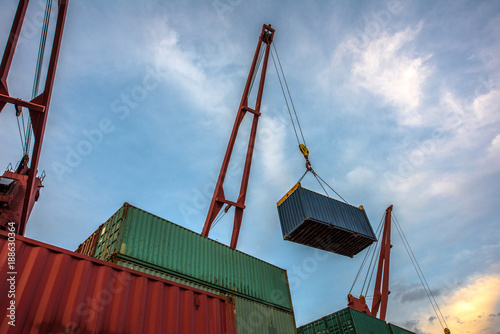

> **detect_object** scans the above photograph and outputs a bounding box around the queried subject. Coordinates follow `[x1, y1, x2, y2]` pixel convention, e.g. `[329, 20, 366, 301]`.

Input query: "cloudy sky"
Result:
[1, 0, 499, 333]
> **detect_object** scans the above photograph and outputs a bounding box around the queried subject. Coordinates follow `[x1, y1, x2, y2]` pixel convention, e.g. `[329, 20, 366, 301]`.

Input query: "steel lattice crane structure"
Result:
[0, 0, 69, 235]
[201, 24, 275, 249]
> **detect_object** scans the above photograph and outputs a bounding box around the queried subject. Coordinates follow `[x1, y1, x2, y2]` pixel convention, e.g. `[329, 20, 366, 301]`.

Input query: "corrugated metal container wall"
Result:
[297, 308, 390, 334]
[388, 323, 416, 334]
[115, 258, 297, 334]
[277, 186, 376, 257]
[0, 232, 237, 334]
[89, 203, 293, 312]
[75, 223, 102, 256]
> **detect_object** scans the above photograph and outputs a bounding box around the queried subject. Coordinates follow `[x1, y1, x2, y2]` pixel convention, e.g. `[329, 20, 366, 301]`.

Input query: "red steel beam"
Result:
[202, 24, 274, 249]
[371, 205, 393, 320]
[19, 0, 69, 235]
[0, 0, 29, 113]
[0, 0, 69, 235]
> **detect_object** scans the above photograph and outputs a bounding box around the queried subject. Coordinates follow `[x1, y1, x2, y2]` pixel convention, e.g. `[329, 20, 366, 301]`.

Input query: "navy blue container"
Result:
[277, 184, 376, 257]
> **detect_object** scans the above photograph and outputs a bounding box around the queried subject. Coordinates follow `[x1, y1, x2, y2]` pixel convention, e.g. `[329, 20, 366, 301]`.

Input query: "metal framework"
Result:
[348, 205, 393, 321]
[0, 0, 69, 235]
[201, 24, 275, 249]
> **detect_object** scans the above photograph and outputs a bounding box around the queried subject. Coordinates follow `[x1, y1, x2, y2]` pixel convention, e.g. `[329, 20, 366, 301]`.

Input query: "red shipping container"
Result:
[0, 231, 237, 333]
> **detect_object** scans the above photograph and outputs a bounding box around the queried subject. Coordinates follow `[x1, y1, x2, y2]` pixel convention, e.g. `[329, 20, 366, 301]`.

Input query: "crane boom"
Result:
[348, 205, 392, 320]
[0, 0, 69, 235]
[201, 24, 274, 249]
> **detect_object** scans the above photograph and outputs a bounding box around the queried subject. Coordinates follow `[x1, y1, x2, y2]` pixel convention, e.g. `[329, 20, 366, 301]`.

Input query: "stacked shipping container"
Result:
[0, 231, 237, 333]
[296, 308, 415, 334]
[77, 203, 297, 334]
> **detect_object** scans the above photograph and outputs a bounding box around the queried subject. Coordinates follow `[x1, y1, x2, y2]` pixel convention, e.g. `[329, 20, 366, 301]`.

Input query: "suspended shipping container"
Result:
[277, 184, 376, 257]
[76, 202, 297, 334]
[0, 231, 237, 334]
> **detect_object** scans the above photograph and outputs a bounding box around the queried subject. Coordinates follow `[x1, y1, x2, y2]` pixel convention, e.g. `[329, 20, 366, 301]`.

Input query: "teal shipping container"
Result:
[387, 323, 416, 334]
[76, 203, 296, 333]
[297, 308, 415, 334]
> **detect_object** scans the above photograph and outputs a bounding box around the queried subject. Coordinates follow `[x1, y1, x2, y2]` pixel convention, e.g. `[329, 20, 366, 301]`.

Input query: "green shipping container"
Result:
[85, 203, 294, 313]
[387, 323, 416, 334]
[297, 308, 390, 334]
[115, 258, 297, 334]
[297, 308, 415, 334]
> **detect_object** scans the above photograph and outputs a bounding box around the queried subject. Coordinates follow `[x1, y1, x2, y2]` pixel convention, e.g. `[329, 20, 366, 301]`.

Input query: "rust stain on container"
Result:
[277, 185, 376, 257]
[0, 231, 237, 334]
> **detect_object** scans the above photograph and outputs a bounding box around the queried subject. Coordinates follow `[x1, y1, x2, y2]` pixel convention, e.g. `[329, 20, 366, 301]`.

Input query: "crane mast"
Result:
[201, 24, 275, 249]
[348, 205, 393, 320]
[0, 0, 69, 235]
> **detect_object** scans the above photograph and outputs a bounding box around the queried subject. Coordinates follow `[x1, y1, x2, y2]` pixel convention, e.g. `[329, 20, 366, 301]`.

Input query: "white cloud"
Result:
[256, 113, 290, 187]
[472, 89, 500, 125]
[350, 26, 431, 125]
[151, 23, 214, 105]
[416, 274, 500, 334]
[346, 166, 375, 185]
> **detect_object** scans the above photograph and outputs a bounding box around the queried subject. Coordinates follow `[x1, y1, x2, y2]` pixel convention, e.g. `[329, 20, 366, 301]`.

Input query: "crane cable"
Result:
[393, 213, 450, 332]
[270, 43, 306, 147]
[16, 0, 52, 157]
[271, 43, 348, 204]
[349, 210, 450, 333]
[349, 212, 385, 295]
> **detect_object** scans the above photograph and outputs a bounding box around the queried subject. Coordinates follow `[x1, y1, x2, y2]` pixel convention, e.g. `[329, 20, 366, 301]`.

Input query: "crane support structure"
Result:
[201, 24, 274, 249]
[0, 0, 69, 235]
[348, 205, 393, 321]
[371, 204, 392, 320]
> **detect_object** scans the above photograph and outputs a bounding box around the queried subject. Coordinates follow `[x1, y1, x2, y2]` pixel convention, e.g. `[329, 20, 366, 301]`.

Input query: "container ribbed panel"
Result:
[88, 203, 293, 311]
[0, 231, 236, 334]
[278, 186, 376, 257]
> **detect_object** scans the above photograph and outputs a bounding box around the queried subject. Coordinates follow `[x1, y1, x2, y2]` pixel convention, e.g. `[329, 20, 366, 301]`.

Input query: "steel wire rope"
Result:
[270, 48, 300, 146]
[272, 43, 306, 146]
[349, 213, 385, 295]
[271, 44, 349, 204]
[247, 43, 266, 100]
[21, 0, 53, 156]
[311, 170, 348, 204]
[393, 213, 449, 330]
[16, 117, 25, 152]
[362, 215, 385, 297]
[209, 209, 227, 231]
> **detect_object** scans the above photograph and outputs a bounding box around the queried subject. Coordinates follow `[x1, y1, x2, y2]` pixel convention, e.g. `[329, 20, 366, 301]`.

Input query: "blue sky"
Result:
[1, 0, 499, 333]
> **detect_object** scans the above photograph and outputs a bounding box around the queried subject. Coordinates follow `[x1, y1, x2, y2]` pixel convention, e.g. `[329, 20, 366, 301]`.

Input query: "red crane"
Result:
[0, 0, 69, 235]
[348, 205, 393, 320]
[201, 24, 275, 249]
[347, 205, 451, 334]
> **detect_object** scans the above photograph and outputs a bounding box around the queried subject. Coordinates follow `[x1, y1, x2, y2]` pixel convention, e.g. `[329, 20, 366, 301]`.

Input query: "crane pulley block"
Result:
[299, 144, 309, 158]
